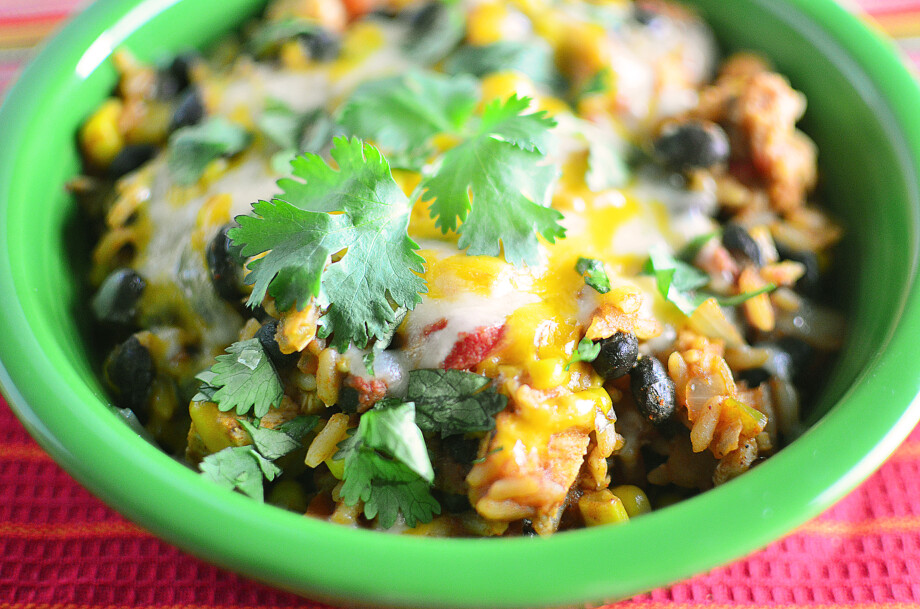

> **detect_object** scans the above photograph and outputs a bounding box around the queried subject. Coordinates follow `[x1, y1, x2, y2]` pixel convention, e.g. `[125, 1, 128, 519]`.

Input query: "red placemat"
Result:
[3, 0, 920, 606]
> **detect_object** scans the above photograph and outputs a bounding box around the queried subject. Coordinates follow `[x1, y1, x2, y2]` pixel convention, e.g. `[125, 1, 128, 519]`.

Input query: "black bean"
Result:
[156, 52, 198, 99]
[433, 490, 470, 514]
[337, 386, 361, 414]
[442, 434, 479, 464]
[206, 224, 245, 301]
[168, 53, 197, 92]
[630, 355, 676, 426]
[103, 336, 155, 421]
[653, 120, 730, 171]
[774, 336, 813, 379]
[297, 28, 340, 61]
[776, 243, 820, 297]
[722, 223, 763, 267]
[91, 268, 146, 325]
[170, 87, 204, 131]
[592, 332, 639, 380]
[256, 320, 299, 369]
[521, 518, 537, 537]
[107, 144, 158, 179]
[736, 367, 770, 388]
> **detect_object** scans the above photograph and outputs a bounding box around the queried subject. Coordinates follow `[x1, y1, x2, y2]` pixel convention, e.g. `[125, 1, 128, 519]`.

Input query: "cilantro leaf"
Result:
[406, 369, 507, 437]
[339, 71, 477, 161]
[402, 1, 465, 65]
[247, 18, 319, 57]
[565, 337, 601, 371]
[444, 40, 562, 89]
[643, 245, 777, 314]
[230, 137, 427, 350]
[278, 415, 321, 440]
[192, 369, 218, 403]
[576, 257, 611, 294]
[575, 68, 612, 100]
[259, 99, 338, 173]
[716, 284, 777, 307]
[335, 400, 439, 528]
[421, 95, 564, 265]
[337, 449, 441, 528]
[168, 117, 250, 186]
[238, 417, 317, 460]
[644, 244, 710, 315]
[199, 446, 280, 500]
[194, 338, 283, 418]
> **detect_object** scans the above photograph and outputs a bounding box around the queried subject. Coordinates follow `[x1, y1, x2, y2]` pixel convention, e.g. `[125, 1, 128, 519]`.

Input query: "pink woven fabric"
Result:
[2, 0, 920, 606]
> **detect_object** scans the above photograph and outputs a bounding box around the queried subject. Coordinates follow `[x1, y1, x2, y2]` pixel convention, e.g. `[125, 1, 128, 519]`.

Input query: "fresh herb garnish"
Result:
[644, 245, 776, 315]
[199, 446, 281, 500]
[335, 399, 440, 528]
[575, 256, 611, 294]
[444, 40, 563, 89]
[565, 337, 601, 370]
[339, 71, 478, 167]
[341, 72, 564, 264]
[247, 18, 320, 57]
[407, 369, 507, 437]
[193, 338, 284, 418]
[167, 116, 250, 186]
[402, 1, 465, 65]
[575, 68, 611, 100]
[238, 416, 317, 459]
[199, 415, 316, 499]
[258, 99, 337, 171]
[422, 95, 563, 265]
[230, 137, 427, 351]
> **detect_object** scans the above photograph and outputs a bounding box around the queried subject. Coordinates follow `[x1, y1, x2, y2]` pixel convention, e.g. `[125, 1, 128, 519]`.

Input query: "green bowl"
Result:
[2, 0, 920, 606]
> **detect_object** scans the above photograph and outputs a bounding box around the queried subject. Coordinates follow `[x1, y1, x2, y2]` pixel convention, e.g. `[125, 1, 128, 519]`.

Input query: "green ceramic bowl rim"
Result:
[1, 0, 920, 606]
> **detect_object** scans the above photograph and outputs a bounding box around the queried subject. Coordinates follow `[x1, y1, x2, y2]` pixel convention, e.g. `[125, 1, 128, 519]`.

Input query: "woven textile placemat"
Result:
[3, 0, 920, 606]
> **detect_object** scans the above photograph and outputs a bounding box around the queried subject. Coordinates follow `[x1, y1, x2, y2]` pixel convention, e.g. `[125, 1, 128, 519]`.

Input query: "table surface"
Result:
[2, 0, 920, 606]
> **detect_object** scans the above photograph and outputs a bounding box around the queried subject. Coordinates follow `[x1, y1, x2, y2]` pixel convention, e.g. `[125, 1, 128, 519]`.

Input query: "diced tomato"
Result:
[443, 324, 505, 370]
[423, 318, 448, 337]
[345, 375, 388, 411]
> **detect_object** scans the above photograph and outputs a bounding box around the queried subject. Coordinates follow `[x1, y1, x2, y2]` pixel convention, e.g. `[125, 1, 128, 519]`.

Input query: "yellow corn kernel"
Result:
[325, 456, 346, 479]
[528, 357, 567, 390]
[578, 489, 629, 526]
[80, 98, 124, 168]
[189, 400, 237, 454]
[199, 157, 230, 188]
[559, 22, 610, 82]
[190, 193, 233, 253]
[480, 72, 538, 108]
[610, 484, 652, 518]
[467, 2, 516, 46]
[280, 39, 312, 70]
[267, 479, 309, 513]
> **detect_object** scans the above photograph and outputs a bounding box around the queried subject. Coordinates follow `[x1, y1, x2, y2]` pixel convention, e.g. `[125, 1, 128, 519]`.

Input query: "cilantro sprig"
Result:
[199, 415, 318, 500]
[644, 245, 776, 315]
[339, 71, 564, 265]
[565, 338, 601, 371]
[576, 257, 611, 294]
[406, 369, 507, 437]
[193, 338, 284, 418]
[230, 137, 427, 351]
[336, 400, 440, 528]
[167, 116, 250, 186]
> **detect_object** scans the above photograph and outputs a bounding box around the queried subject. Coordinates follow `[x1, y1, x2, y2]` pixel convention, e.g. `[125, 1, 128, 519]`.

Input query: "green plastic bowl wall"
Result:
[1, 0, 919, 606]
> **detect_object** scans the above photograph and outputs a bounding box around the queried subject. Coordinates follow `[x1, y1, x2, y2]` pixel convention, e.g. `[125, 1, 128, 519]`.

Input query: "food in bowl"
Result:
[73, 0, 844, 536]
